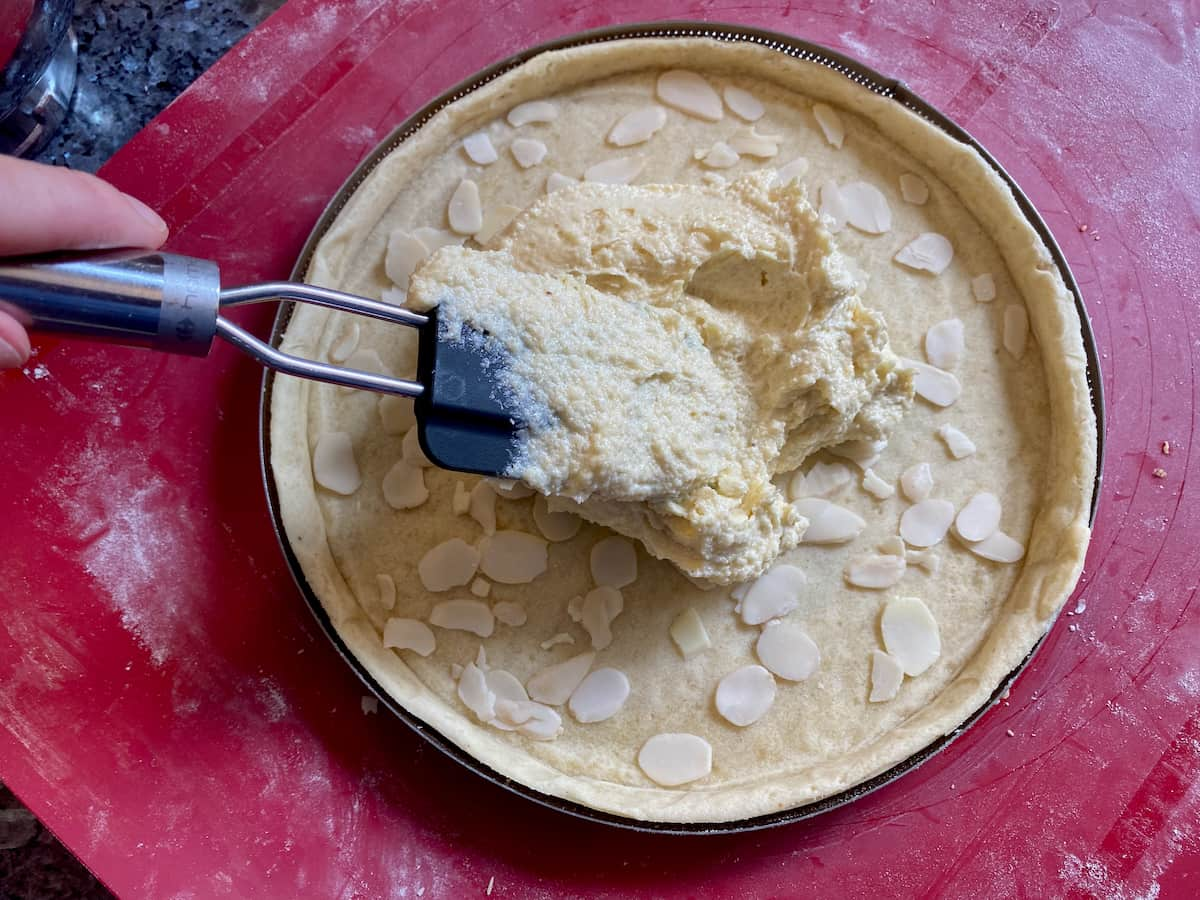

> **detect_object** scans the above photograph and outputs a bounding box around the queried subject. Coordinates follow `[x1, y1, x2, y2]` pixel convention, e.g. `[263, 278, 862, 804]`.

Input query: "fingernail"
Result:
[0, 338, 27, 370]
[124, 193, 167, 233]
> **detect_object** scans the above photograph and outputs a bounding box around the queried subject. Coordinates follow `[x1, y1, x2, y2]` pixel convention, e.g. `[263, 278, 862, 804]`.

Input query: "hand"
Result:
[0, 155, 169, 369]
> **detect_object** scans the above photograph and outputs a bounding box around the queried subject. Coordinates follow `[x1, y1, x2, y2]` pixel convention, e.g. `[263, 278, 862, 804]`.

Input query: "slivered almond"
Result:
[862, 468, 895, 500]
[383, 618, 435, 656]
[723, 85, 764, 121]
[447, 178, 483, 235]
[478, 531, 548, 584]
[900, 499, 956, 548]
[900, 462, 934, 502]
[905, 358, 962, 407]
[381, 460, 428, 510]
[462, 131, 498, 165]
[925, 319, 965, 370]
[881, 597, 940, 676]
[869, 650, 904, 702]
[669, 608, 711, 658]
[937, 424, 977, 459]
[956, 493, 1002, 542]
[812, 103, 844, 147]
[507, 100, 557, 127]
[967, 530, 1025, 563]
[608, 106, 667, 146]
[638, 733, 712, 786]
[569, 668, 630, 723]
[894, 233, 954, 274]
[796, 498, 866, 544]
[656, 70, 723, 121]
[384, 230, 429, 291]
[429, 598, 494, 637]
[840, 181, 892, 234]
[511, 138, 547, 168]
[312, 432, 360, 495]
[417, 538, 480, 592]
[457, 663, 494, 721]
[715, 665, 776, 726]
[756, 623, 820, 682]
[739, 564, 806, 625]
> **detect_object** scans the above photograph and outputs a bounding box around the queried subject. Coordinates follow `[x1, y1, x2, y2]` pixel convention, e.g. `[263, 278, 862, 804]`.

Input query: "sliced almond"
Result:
[869, 649, 904, 702]
[469, 481, 497, 535]
[485, 669, 528, 707]
[669, 608, 711, 658]
[378, 395, 416, 435]
[925, 319, 965, 370]
[956, 492, 1002, 542]
[638, 733, 712, 786]
[381, 460, 428, 510]
[1004, 304, 1029, 358]
[881, 596, 941, 676]
[739, 564, 806, 625]
[812, 103, 844, 147]
[840, 181, 892, 234]
[429, 598, 494, 637]
[972, 273, 996, 302]
[845, 554, 906, 589]
[796, 498, 866, 544]
[861, 468, 895, 500]
[728, 126, 780, 158]
[967, 530, 1025, 563]
[546, 171, 577, 193]
[417, 538, 480, 592]
[900, 462, 934, 502]
[827, 438, 888, 469]
[723, 85, 764, 121]
[715, 665, 776, 727]
[470, 577, 491, 599]
[773, 156, 810, 186]
[376, 573, 396, 610]
[402, 427, 432, 467]
[900, 498, 956, 548]
[608, 105, 668, 146]
[485, 601, 521, 628]
[475, 203, 521, 246]
[906, 548, 941, 574]
[447, 178, 483, 235]
[312, 432, 360, 495]
[590, 536, 637, 588]
[580, 586, 623, 650]
[656, 70, 723, 121]
[510, 137, 547, 169]
[457, 662, 495, 721]
[462, 131, 498, 165]
[569, 668, 630, 724]
[383, 618, 434, 656]
[478, 530, 548, 584]
[697, 141, 739, 169]
[495, 698, 563, 740]
[894, 233, 954, 274]
[790, 460, 852, 499]
[879, 535, 907, 557]
[507, 100, 558, 127]
[526, 651, 595, 706]
[384, 230, 429, 291]
[487, 477, 534, 500]
[905, 358, 962, 407]
[328, 321, 360, 363]
[540, 632, 575, 650]
[533, 495, 582, 542]
[583, 157, 644, 185]
[937, 424, 977, 459]
[452, 481, 471, 516]
[756, 622, 820, 682]
[899, 173, 929, 205]
[818, 179, 848, 232]
[337, 348, 390, 395]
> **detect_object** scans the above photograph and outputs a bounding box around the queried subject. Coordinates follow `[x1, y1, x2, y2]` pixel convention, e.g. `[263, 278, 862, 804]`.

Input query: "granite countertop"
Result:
[5, 1, 283, 896]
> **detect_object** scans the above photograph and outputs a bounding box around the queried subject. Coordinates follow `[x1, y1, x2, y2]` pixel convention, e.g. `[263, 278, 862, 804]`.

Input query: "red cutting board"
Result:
[2, 1, 1197, 897]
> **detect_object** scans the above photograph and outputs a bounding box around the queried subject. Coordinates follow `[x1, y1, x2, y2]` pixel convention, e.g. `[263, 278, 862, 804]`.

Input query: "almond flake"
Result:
[447, 179, 483, 235]
[756, 623, 819, 682]
[462, 131, 498, 165]
[1004, 304, 1029, 358]
[879, 535, 907, 557]
[669, 608, 711, 658]
[906, 548, 941, 574]
[827, 438, 888, 469]
[956, 492, 1002, 542]
[412, 227, 466, 253]
[894, 233, 954, 274]
[607, 106, 667, 146]
[540, 632, 574, 650]
[900, 498, 956, 548]
[527, 651, 595, 705]
[417, 538, 480, 592]
[728, 126, 780, 158]
[696, 141, 739, 169]
[812, 103, 844, 147]
[583, 157, 644, 185]
[881, 596, 941, 676]
[469, 481, 497, 535]
[937, 424, 976, 459]
[569, 668, 630, 723]
[384, 231, 429, 291]
[869, 649, 904, 702]
[790, 460, 852, 499]
[899, 173, 929, 205]
[475, 203, 521, 245]
[580, 586, 623, 650]
[486, 669, 528, 705]
[796, 498, 866, 544]
[328, 321, 360, 363]
[478, 531, 548, 584]
[967, 530, 1025, 563]
[510, 137, 547, 169]
[402, 428, 432, 467]
[546, 171, 576, 193]
[845, 554, 906, 589]
[723, 86, 764, 121]
[972, 273, 996, 302]
[376, 573, 396, 610]
[900, 462, 934, 502]
[925, 319, 965, 370]
[383, 617, 435, 656]
[860, 468, 894, 500]
[638, 733, 712, 786]
[429, 598, 494, 637]
[337, 348, 390, 395]
[494, 698, 563, 740]
[382, 460, 428, 510]
[470, 577, 491, 599]
[566, 594, 584, 622]
[818, 179, 848, 232]
[452, 481, 471, 515]
[905, 358, 962, 407]
[739, 564, 806, 625]
[486, 477, 534, 499]
[590, 536, 637, 588]
[840, 181, 892, 234]
[492, 600, 524, 626]
[506, 100, 558, 127]
[457, 663, 495, 721]
[715, 665, 776, 726]
[773, 156, 810, 186]
[656, 70, 723, 121]
[533, 495, 582, 541]
[312, 432, 360, 495]
[378, 395, 416, 435]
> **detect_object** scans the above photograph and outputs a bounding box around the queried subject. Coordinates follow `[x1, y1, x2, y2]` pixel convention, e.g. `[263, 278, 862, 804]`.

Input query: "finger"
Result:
[0, 309, 31, 369]
[0, 156, 168, 256]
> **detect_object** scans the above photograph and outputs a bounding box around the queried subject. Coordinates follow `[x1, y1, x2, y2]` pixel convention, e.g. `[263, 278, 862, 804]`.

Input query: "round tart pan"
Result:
[259, 21, 1105, 834]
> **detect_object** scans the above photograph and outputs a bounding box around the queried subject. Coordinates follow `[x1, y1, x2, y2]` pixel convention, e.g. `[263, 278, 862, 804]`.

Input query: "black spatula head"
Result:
[414, 306, 525, 477]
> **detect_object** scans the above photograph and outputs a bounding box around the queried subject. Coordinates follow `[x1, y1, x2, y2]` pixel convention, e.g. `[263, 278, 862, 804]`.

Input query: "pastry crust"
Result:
[269, 38, 1095, 822]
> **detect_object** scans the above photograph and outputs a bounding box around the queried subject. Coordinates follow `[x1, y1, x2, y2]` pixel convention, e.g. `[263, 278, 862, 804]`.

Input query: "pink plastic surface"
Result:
[1, 1, 1197, 896]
